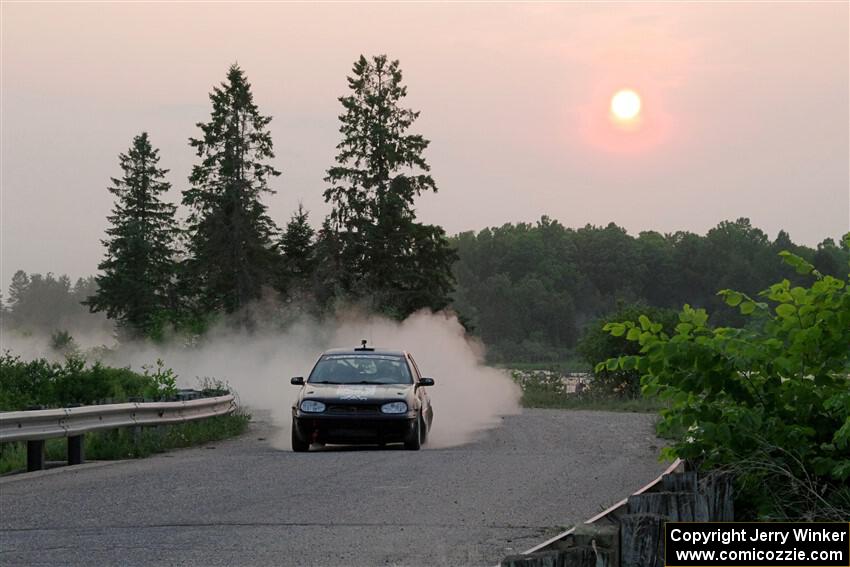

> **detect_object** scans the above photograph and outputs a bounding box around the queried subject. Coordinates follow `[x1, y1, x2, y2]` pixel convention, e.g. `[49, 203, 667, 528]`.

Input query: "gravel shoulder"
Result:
[0, 409, 666, 566]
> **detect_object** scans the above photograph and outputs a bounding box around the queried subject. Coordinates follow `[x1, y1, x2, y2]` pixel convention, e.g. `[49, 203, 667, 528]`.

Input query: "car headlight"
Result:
[300, 400, 326, 413]
[381, 401, 408, 414]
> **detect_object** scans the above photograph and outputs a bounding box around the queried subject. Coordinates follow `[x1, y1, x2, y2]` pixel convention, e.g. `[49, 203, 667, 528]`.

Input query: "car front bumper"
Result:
[293, 411, 418, 445]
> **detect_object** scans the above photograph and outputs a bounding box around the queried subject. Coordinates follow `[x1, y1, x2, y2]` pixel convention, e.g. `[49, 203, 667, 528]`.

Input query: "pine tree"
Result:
[323, 54, 456, 317]
[183, 64, 281, 315]
[312, 219, 346, 309]
[86, 133, 178, 336]
[279, 204, 316, 295]
[6, 270, 30, 328]
[7, 270, 30, 310]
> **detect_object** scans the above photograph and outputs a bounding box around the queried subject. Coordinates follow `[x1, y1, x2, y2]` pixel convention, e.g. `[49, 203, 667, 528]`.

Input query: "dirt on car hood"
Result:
[301, 383, 412, 402]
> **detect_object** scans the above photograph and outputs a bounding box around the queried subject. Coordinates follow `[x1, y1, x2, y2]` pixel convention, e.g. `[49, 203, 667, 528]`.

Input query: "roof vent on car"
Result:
[354, 339, 375, 351]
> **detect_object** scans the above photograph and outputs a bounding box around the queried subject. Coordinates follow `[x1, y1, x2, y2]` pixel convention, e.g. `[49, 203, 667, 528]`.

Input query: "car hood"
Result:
[300, 383, 413, 402]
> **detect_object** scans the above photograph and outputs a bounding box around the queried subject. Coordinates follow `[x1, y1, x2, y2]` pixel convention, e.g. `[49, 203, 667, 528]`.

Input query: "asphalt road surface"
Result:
[1, 409, 666, 566]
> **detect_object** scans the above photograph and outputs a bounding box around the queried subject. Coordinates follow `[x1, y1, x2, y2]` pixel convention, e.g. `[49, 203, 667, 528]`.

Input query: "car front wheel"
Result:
[404, 415, 423, 451]
[291, 418, 310, 452]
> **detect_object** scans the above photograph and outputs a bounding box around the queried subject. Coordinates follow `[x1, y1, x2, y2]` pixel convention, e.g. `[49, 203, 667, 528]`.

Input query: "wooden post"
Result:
[573, 524, 619, 567]
[626, 491, 702, 521]
[500, 550, 565, 567]
[662, 471, 698, 493]
[623, 489, 701, 566]
[500, 466, 736, 567]
[620, 513, 664, 567]
[501, 547, 603, 567]
[697, 472, 734, 521]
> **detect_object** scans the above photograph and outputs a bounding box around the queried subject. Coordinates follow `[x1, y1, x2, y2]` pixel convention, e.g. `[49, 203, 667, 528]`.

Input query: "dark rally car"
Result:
[290, 342, 435, 452]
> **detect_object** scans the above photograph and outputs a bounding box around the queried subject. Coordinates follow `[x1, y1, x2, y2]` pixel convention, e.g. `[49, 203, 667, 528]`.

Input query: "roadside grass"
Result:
[0, 411, 251, 475]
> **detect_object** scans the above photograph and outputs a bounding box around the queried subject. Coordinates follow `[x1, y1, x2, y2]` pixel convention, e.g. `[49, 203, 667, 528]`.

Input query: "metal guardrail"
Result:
[0, 395, 236, 471]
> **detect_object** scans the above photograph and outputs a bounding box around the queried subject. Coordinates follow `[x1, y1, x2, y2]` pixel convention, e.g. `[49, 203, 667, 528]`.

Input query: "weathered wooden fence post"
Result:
[621, 470, 733, 567]
[500, 465, 734, 567]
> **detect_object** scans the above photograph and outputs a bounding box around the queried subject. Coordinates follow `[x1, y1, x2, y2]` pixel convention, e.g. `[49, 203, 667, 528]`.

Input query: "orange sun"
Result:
[610, 89, 642, 122]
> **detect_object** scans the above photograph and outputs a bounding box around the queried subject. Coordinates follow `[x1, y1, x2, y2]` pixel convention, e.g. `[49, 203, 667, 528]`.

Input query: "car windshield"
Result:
[308, 354, 413, 385]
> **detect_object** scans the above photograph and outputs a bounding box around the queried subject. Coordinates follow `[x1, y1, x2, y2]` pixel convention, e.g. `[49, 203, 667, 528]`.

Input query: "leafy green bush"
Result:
[598, 237, 850, 520]
[578, 302, 678, 398]
[140, 359, 178, 400]
[0, 353, 57, 410]
[49, 329, 78, 356]
[0, 353, 177, 411]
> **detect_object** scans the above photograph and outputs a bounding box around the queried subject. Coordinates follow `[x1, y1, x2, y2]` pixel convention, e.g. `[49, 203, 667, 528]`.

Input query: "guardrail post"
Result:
[27, 440, 45, 471]
[68, 434, 85, 465]
[1, 395, 236, 473]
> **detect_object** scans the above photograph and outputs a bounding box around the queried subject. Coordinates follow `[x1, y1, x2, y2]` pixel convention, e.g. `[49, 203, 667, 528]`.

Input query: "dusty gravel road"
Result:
[0, 409, 666, 566]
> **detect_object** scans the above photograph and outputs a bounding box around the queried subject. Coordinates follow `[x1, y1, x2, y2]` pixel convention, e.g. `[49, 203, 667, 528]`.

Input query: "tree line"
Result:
[451, 217, 849, 362]
[62, 56, 454, 338]
[7, 215, 846, 363]
[3, 273, 103, 336]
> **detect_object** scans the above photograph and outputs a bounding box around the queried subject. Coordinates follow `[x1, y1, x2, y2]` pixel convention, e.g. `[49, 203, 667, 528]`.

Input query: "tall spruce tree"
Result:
[323, 54, 456, 317]
[279, 204, 316, 294]
[183, 64, 281, 315]
[8, 270, 30, 310]
[312, 219, 346, 309]
[86, 133, 177, 336]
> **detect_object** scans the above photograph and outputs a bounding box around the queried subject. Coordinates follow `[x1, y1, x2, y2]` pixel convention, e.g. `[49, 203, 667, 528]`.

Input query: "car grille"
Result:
[326, 404, 381, 415]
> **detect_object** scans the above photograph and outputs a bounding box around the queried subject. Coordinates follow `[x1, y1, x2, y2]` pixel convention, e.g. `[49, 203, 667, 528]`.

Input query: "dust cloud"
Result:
[1, 310, 522, 449]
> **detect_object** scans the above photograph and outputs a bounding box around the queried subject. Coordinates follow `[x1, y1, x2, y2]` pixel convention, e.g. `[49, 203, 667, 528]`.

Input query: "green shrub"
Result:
[0, 353, 57, 410]
[578, 302, 678, 398]
[0, 354, 178, 410]
[599, 236, 850, 520]
[49, 330, 78, 356]
[141, 359, 178, 400]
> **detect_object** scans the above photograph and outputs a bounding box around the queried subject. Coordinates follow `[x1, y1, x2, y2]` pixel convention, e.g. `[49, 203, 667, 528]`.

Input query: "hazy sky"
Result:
[2, 2, 848, 285]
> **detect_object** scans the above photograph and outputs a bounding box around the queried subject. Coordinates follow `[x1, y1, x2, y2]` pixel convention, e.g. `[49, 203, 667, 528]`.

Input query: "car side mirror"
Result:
[291, 376, 304, 386]
[417, 377, 435, 387]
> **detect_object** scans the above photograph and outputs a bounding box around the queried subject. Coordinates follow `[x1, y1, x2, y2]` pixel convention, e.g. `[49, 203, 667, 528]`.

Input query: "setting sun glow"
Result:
[610, 89, 642, 121]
